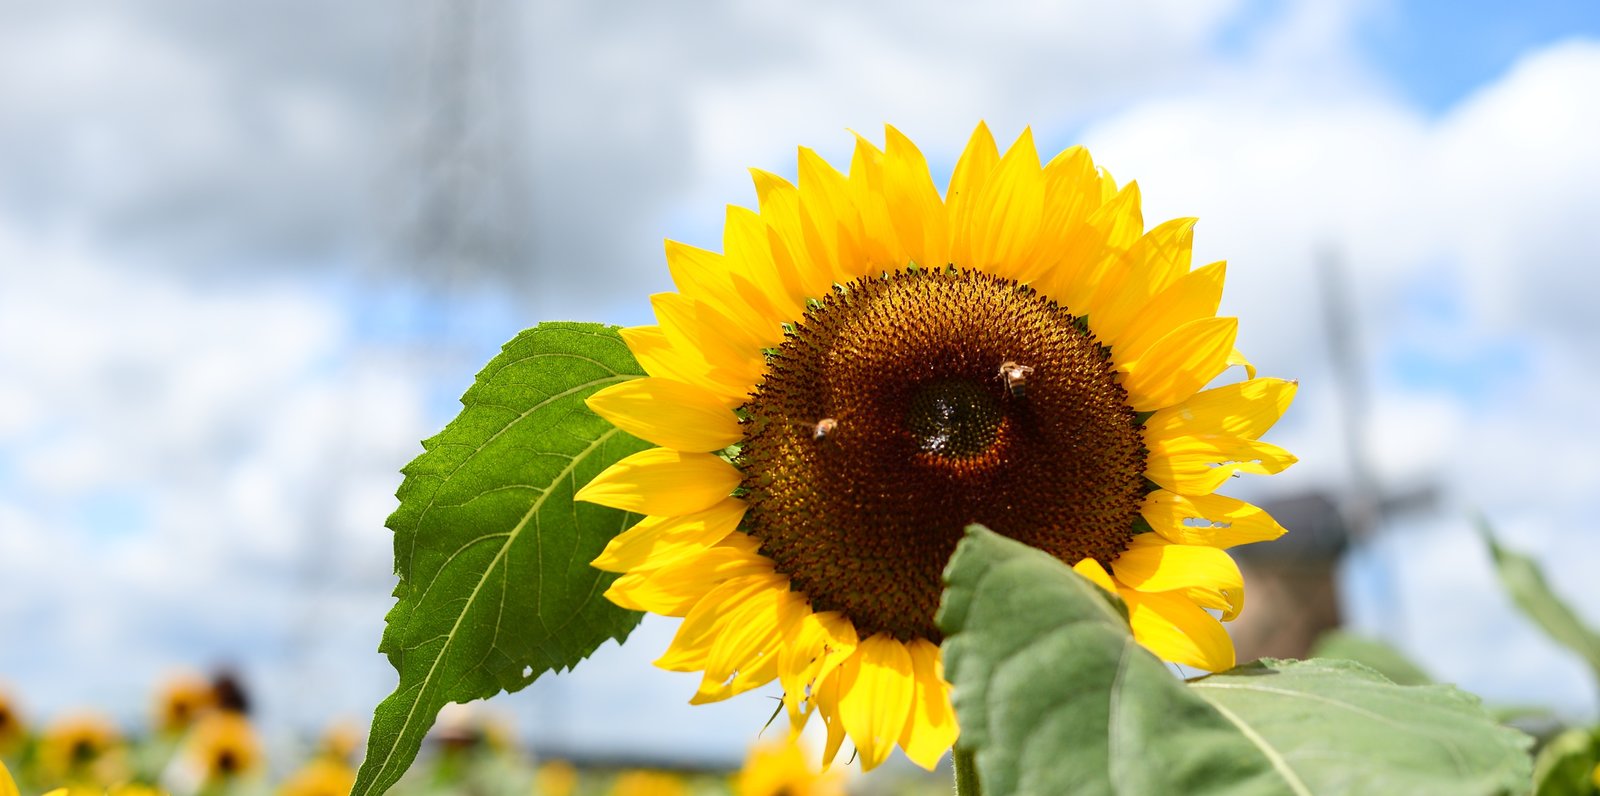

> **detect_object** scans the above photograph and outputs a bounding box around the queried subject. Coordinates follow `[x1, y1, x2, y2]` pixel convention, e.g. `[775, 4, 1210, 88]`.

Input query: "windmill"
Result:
[1229, 248, 1439, 661]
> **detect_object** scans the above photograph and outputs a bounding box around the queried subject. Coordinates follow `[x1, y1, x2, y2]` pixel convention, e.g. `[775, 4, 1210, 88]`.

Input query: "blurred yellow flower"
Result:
[2, 760, 19, 796]
[39, 713, 124, 786]
[152, 673, 215, 734]
[186, 711, 263, 783]
[608, 770, 687, 796]
[42, 786, 164, 796]
[278, 759, 355, 796]
[535, 759, 578, 796]
[0, 688, 23, 754]
[736, 739, 843, 796]
[315, 721, 362, 764]
[1591, 760, 1599, 789]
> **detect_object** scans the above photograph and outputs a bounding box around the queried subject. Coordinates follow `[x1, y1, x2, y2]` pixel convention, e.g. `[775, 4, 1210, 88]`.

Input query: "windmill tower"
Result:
[387, 0, 532, 293]
[284, 0, 536, 736]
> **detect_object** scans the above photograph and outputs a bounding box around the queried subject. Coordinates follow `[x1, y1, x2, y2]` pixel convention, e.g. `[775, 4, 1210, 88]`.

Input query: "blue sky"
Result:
[3, 0, 1600, 775]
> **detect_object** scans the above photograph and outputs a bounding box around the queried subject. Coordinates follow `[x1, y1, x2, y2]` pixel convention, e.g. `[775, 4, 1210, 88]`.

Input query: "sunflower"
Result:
[0, 688, 22, 755]
[535, 759, 578, 796]
[152, 673, 215, 734]
[607, 770, 687, 796]
[185, 712, 262, 784]
[577, 124, 1296, 770]
[279, 759, 356, 796]
[39, 713, 124, 786]
[735, 739, 843, 796]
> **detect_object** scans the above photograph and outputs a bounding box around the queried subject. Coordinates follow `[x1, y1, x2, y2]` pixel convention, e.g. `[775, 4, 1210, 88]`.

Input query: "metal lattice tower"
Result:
[388, 0, 531, 293]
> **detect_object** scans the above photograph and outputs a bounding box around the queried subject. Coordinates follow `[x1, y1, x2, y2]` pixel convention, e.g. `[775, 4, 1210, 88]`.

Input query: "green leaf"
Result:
[939, 526, 1533, 796]
[1481, 517, 1600, 688]
[1532, 728, 1599, 796]
[1310, 629, 1433, 685]
[354, 322, 651, 796]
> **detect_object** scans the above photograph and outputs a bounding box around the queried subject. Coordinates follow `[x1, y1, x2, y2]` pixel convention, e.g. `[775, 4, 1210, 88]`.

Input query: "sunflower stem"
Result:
[954, 747, 983, 796]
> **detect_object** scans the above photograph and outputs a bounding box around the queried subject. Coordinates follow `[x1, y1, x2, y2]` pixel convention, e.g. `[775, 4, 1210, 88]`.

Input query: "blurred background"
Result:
[2, 0, 1599, 786]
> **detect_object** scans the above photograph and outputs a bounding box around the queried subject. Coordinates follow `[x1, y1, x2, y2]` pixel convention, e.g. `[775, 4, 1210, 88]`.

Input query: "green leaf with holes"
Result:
[353, 323, 650, 796]
[939, 526, 1532, 796]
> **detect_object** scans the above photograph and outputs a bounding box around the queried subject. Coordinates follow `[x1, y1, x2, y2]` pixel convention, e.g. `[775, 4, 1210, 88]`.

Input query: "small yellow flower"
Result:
[278, 759, 356, 796]
[43, 787, 165, 796]
[315, 721, 362, 764]
[536, 759, 578, 796]
[0, 688, 23, 755]
[608, 770, 687, 796]
[736, 738, 843, 796]
[39, 713, 124, 786]
[186, 711, 263, 783]
[152, 673, 215, 734]
[1591, 760, 1600, 789]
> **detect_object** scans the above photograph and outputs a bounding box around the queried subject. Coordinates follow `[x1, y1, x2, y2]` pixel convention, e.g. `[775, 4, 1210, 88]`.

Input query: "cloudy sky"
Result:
[2, 0, 1599, 770]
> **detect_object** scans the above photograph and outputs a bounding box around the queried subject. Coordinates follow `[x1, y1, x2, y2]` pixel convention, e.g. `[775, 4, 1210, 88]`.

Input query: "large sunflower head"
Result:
[577, 124, 1297, 770]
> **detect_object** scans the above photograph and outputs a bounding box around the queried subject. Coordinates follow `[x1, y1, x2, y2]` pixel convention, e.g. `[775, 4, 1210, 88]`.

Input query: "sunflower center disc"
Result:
[739, 268, 1148, 641]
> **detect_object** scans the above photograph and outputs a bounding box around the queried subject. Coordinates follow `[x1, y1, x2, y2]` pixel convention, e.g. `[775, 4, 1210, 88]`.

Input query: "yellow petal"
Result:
[1144, 378, 1298, 441]
[1072, 558, 1117, 594]
[814, 669, 849, 767]
[1043, 180, 1143, 315]
[1088, 217, 1198, 349]
[798, 146, 866, 284]
[663, 239, 774, 345]
[836, 635, 916, 771]
[1087, 179, 1144, 254]
[779, 610, 859, 723]
[1, 761, 18, 796]
[1114, 260, 1227, 363]
[603, 536, 769, 616]
[656, 573, 776, 671]
[897, 638, 958, 770]
[1227, 347, 1258, 379]
[1122, 587, 1236, 672]
[691, 582, 795, 704]
[1145, 434, 1298, 496]
[882, 124, 949, 269]
[592, 499, 746, 573]
[575, 448, 742, 515]
[585, 377, 743, 452]
[848, 131, 902, 270]
[946, 122, 999, 266]
[1112, 534, 1244, 620]
[1117, 316, 1238, 411]
[651, 293, 765, 389]
[1141, 490, 1287, 549]
[725, 205, 808, 320]
[966, 127, 1046, 280]
[619, 325, 746, 406]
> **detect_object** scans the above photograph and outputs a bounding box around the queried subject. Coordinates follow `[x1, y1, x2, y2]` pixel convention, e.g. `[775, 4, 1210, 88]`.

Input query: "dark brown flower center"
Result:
[738, 268, 1147, 641]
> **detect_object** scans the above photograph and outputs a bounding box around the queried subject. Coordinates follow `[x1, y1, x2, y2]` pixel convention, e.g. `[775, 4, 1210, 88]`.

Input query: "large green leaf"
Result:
[939, 526, 1533, 796]
[1310, 629, 1433, 686]
[354, 322, 651, 796]
[1482, 518, 1600, 688]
